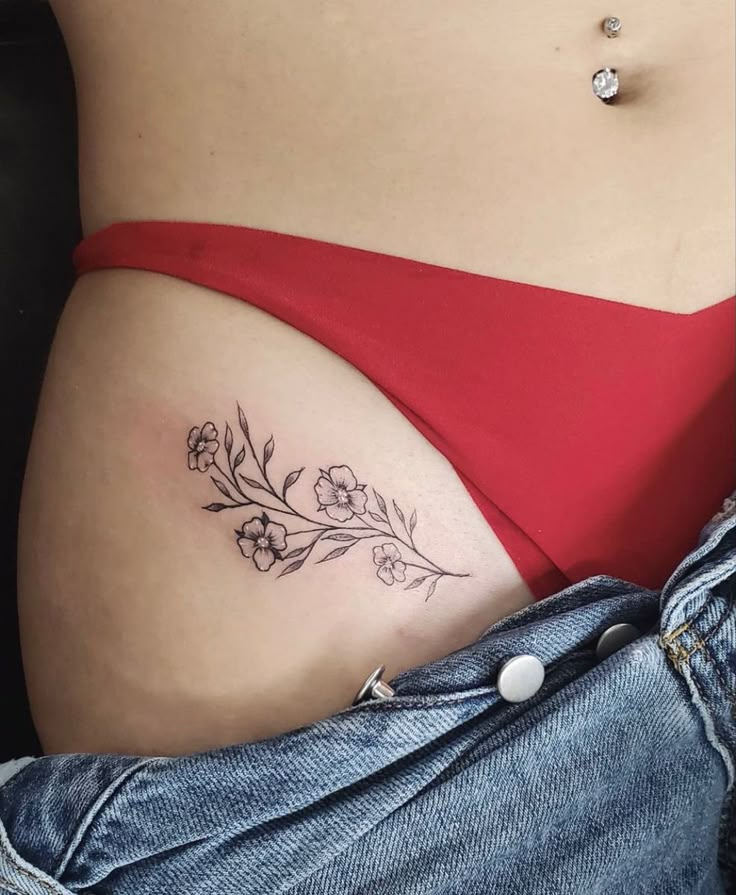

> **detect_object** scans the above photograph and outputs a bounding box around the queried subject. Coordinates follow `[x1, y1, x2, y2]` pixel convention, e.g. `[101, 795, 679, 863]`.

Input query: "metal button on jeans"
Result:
[496, 655, 545, 703]
[353, 665, 396, 705]
[595, 623, 641, 661]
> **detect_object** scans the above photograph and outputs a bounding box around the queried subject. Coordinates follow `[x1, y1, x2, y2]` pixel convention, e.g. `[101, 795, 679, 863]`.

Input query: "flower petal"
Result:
[187, 427, 201, 450]
[347, 489, 367, 515]
[201, 422, 218, 441]
[197, 451, 215, 472]
[253, 547, 276, 571]
[391, 561, 406, 582]
[314, 477, 339, 506]
[264, 521, 288, 551]
[237, 537, 255, 558]
[328, 465, 357, 491]
[377, 564, 394, 585]
[241, 517, 265, 539]
[372, 545, 388, 565]
[324, 502, 353, 522]
[188, 451, 198, 470]
[383, 543, 401, 562]
[203, 440, 219, 454]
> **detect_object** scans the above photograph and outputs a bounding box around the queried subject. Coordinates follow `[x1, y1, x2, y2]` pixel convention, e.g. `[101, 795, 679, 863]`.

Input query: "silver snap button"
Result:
[496, 654, 545, 703]
[595, 622, 641, 661]
[352, 665, 395, 706]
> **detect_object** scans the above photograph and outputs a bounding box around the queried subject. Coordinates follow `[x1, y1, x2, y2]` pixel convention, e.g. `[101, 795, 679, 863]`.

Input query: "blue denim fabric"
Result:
[2, 489, 735, 895]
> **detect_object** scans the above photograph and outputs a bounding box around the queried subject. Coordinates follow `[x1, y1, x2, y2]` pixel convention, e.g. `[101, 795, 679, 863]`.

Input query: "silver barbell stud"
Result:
[602, 16, 622, 38]
[592, 67, 620, 104]
[353, 665, 396, 705]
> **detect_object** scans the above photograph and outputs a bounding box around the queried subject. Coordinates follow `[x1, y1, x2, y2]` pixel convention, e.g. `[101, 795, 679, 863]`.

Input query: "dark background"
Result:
[1, 0, 79, 759]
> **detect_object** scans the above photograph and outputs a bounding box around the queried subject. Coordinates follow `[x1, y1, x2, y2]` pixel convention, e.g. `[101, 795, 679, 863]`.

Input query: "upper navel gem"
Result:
[602, 16, 622, 38]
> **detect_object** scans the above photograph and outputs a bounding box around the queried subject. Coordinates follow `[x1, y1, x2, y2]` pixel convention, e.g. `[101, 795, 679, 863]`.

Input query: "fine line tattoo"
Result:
[186, 404, 471, 600]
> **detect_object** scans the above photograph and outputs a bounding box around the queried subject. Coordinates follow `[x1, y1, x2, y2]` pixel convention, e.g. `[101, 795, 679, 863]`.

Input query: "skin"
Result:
[19, 1, 735, 756]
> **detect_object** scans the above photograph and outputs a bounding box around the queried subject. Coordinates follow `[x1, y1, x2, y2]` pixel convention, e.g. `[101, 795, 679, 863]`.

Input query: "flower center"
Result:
[256, 536, 270, 549]
[336, 487, 349, 505]
[196, 440, 207, 453]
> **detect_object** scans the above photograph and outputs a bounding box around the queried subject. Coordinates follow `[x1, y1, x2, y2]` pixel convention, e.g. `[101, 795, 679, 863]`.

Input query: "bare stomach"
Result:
[19, 0, 734, 756]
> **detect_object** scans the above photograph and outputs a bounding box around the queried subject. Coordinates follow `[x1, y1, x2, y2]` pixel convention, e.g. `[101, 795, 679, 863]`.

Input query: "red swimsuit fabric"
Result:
[73, 221, 736, 600]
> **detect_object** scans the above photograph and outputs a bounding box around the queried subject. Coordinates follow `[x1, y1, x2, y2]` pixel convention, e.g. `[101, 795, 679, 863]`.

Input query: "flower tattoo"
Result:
[314, 465, 368, 521]
[236, 513, 288, 571]
[373, 544, 407, 585]
[186, 405, 470, 600]
[187, 422, 219, 472]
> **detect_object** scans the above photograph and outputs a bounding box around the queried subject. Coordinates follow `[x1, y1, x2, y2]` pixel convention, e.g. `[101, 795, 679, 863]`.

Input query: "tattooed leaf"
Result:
[369, 512, 387, 524]
[282, 467, 304, 498]
[237, 404, 250, 439]
[233, 447, 246, 469]
[315, 544, 355, 563]
[392, 499, 406, 526]
[409, 508, 417, 535]
[211, 478, 234, 499]
[404, 574, 433, 590]
[277, 558, 306, 577]
[283, 546, 309, 560]
[263, 435, 275, 467]
[424, 578, 438, 601]
[224, 423, 233, 455]
[239, 474, 268, 491]
[373, 489, 388, 516]
[203, 503, 228, 512]
[322, 533, 358, 542]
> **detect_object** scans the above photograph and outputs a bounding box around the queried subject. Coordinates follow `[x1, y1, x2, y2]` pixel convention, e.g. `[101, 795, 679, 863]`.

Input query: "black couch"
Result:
[1, 0, 80, 760]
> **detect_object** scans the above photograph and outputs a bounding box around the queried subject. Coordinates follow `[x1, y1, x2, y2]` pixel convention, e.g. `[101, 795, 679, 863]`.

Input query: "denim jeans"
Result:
[2, 488, 735, 895]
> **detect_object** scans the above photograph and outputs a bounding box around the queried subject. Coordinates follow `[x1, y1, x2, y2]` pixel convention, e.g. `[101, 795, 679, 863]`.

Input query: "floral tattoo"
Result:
[186, 405, 471, 600]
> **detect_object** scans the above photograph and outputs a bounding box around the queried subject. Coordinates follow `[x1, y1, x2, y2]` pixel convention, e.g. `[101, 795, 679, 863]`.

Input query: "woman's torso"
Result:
[57, 0, 734, 311]
[19, 0, 735, 756]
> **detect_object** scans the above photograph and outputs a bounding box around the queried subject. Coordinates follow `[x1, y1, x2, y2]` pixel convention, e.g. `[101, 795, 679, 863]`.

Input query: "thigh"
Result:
[18, 270, 534, 755]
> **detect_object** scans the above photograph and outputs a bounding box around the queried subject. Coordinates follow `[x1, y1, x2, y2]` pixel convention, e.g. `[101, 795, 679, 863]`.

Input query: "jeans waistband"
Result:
[1, 488, 734, 894]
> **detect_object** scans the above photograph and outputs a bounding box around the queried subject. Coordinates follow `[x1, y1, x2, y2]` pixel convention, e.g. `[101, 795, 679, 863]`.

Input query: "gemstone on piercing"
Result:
[602, 16, 622, 38]
[592, 67, 619, 103]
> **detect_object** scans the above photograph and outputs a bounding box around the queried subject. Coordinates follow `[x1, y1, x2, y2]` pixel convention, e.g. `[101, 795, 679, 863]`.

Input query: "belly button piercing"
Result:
[592, 67, 620, 103]
[593, 16, 622, 104]
[602, 16, 622, 38]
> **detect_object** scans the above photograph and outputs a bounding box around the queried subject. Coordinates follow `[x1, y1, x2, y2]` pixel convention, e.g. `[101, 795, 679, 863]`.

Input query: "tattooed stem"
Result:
[239, 424, 278, 495]
[347, 514, 394, 539]
[212, 460, 300, 520]
[213, 460, 250, 504]
[217, 454, 466, 579]
[189, 412, 472, 599]
[222, 445, 325, 527]
[402, 562, 443, 575]
[349, 514, 445, 575]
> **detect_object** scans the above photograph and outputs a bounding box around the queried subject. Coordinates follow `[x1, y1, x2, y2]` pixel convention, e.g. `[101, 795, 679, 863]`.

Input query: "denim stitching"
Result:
[1, 818, 72, 895]
[0, 881, 27, 895]
[658, 563, 735, 670]
[348, 646, 595, 713]
[0, 846, 64, 895]
[659, 582, 735, 698]
[699, 596, 736, 703]
[662, 555, 735, 632]
[55, 758, 162, 879]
